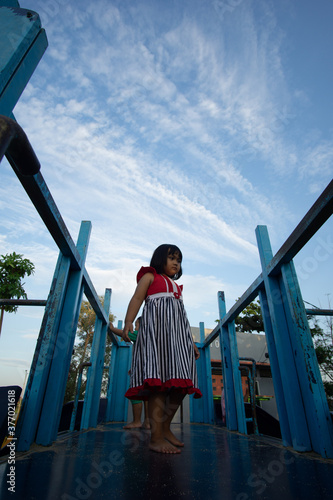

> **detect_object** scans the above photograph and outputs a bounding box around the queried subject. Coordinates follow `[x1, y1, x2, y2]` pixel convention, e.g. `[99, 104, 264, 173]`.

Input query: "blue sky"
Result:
[1, 0, 332, 387]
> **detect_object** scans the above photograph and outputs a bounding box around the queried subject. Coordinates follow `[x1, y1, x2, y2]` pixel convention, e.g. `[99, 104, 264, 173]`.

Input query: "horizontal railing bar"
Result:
[11, 170, 83, 270]
[202, 180, 333, 349]
[0, 116, 82, 270]
[0, 115, 110, 329]
[203, 274, 263, 348]
[267, 180, 333, 277]
[82, 271, 110, 323]
[305, 308, 333, 316]
[0, 299, 47, 306]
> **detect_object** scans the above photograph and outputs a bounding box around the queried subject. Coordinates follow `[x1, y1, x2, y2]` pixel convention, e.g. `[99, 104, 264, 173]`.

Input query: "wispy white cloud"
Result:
[2, 0, 331, 336]
[0, 358, 31, 368]
[301, 139, 333, 180]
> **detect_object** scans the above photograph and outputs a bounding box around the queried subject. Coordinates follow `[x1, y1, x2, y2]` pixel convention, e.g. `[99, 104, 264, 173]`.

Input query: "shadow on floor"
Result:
[0, 423, 333, 500]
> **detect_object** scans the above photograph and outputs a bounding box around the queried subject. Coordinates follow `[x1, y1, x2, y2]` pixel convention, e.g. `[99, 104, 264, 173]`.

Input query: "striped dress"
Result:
[125, 266, 202, 400]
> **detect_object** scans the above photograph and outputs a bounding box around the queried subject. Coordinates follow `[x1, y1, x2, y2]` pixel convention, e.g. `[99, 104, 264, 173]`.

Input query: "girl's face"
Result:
[163, 251, 181, 278]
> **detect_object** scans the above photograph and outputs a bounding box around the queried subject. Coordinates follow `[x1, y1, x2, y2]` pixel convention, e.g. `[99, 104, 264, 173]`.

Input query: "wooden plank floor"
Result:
[0, 423, 333, 499]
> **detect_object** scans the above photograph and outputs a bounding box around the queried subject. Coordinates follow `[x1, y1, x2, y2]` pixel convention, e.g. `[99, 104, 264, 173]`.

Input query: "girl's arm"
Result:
[122, 272, 154, 341]
[193, 342, 200, 360]
[108, 323, 124, 339]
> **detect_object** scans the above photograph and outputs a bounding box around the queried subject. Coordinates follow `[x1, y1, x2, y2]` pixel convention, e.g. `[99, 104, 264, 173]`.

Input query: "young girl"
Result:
[123, 244, 202, 454]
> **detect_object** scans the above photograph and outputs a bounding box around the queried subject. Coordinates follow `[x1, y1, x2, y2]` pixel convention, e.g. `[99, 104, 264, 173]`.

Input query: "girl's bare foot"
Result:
[164, 429, 184, 447]
[149, 438, 181, 454]
[123, 422, 142, 429]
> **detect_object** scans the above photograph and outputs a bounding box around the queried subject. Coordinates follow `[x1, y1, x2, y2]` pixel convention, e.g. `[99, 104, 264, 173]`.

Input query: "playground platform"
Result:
[1, 422, 333, 500]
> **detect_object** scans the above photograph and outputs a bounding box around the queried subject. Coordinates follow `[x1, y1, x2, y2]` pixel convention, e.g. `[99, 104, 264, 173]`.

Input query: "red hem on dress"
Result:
[125, 378, 202, 400]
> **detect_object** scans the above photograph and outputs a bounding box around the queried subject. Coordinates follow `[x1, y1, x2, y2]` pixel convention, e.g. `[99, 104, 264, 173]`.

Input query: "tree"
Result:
[235, 299, 265, 333]
[0, 252, 35, 336]
[64, 297, 115, 404]
[308, 314, 333, 410]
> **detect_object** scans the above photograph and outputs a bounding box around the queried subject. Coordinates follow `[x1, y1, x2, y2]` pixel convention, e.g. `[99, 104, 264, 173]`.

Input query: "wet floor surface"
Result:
[0, 423, 333, 500]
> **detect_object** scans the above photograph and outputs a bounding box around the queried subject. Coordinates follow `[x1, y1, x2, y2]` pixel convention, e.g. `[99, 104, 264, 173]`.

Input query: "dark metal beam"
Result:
[0, 114, 40, 174]
[0, 299, 46, 306]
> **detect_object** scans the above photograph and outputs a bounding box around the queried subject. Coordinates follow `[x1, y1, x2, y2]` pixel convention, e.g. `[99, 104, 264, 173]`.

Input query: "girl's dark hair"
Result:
[150, 244, 183, 280]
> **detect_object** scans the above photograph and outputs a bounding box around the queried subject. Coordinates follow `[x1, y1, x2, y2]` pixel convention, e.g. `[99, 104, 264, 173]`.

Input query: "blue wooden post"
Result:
[258, 288, 292, 447]
[256, 225, 311, 452]
[35, 221, 91, 445]
[280, 261, 333, 457]
[218, 292, 237, 430]
[0, 2, 48, 117]
[70, 363, 90, 432]
[105, 321, 132, 422]
[107, 345, 132, 422]
[190, 323, 214, 423]
[201, 322, 214, 424]
[16, 253, 70, 451]
[81, 288, 112, 429]
[105, 345, 118, 421]
[228, 320, 247, 434]
[105, 320, 121, 421]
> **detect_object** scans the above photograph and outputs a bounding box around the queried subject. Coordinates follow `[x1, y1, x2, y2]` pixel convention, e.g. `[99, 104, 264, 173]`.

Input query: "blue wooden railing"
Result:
[1, 115, 333, 458]
[1, 1, 332, 460]
[193, 181, 333, 458]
